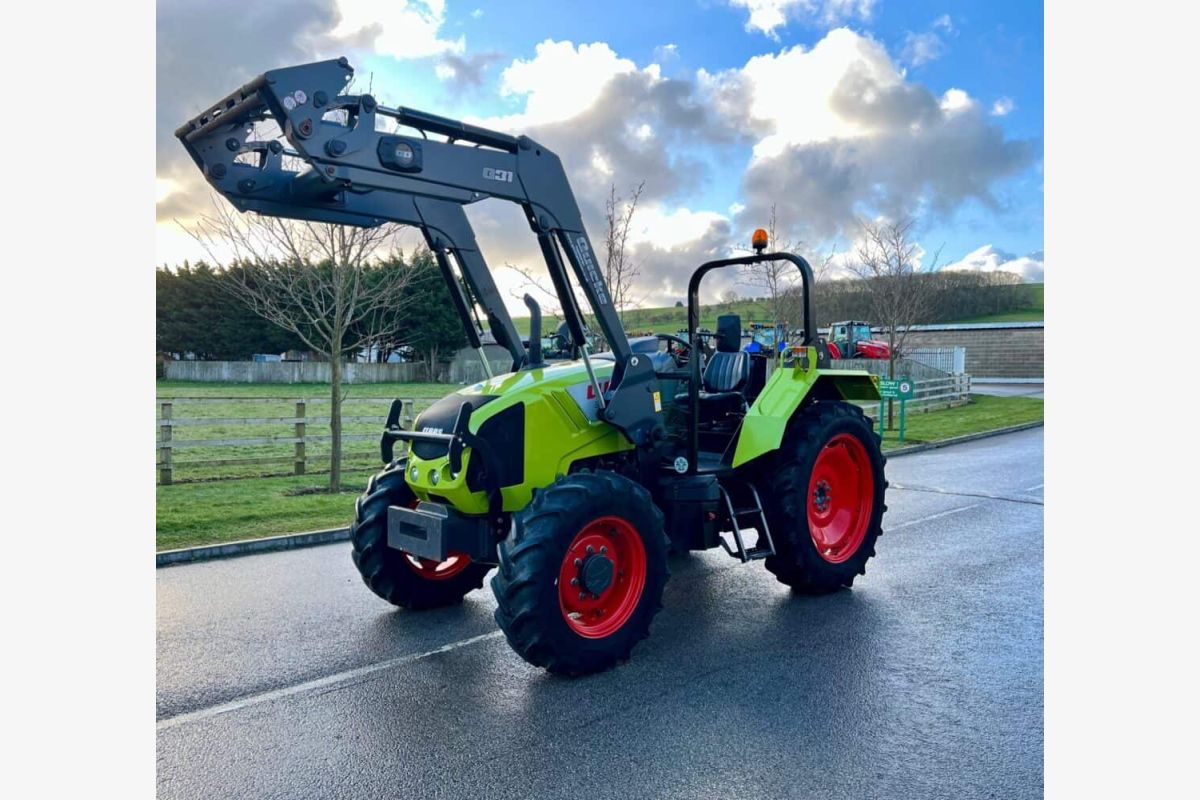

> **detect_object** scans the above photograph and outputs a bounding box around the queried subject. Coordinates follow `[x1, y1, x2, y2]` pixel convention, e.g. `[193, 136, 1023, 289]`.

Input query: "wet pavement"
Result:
[157, 429, 1044, 799]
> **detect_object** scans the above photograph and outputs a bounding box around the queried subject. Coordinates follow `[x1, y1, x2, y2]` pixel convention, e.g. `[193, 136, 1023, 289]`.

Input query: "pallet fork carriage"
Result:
[178, 58, 889, 675]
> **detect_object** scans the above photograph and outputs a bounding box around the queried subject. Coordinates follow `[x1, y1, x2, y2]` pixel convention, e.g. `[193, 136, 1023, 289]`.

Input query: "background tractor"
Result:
[824, 320, 891, 360]
[178, 58, 889, 676]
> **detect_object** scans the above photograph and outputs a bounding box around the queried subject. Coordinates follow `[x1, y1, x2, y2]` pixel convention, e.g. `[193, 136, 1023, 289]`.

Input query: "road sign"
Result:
[878, 377, 915, 400]
[877, 376, 915, 442]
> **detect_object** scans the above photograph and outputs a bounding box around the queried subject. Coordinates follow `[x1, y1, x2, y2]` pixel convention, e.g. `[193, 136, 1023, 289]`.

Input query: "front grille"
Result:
[408, 394, 498, 460]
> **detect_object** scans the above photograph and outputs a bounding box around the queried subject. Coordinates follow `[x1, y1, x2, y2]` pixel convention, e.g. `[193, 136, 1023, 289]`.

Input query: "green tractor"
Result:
[178, 59, 888, 675]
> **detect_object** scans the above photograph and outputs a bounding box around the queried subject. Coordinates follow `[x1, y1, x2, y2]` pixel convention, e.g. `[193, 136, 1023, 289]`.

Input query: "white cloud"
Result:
[156, 178, 179, 205]
[459, 29, 1032, 309]
[629, 206, 729, 250]
[330, 0, 463, 60]
[726, 29, 948, 159]
[705, 28, 1031, 243]
[471, 8, 483, 19]
[729, 0, 877, 38]
[991, 97, 1015, 116]
[483, 40, 639, 128]
[932, 14, 954, 33]
[901, 31, 944, 67]
[942, 245, 1044, 282]
[939, 87, 975, 113]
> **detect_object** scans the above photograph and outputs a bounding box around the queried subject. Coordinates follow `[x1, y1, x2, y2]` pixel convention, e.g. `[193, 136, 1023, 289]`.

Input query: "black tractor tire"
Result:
[350, 462, 491, 610]
[491, 471, 670, 676]
[761, 401, 887, 594]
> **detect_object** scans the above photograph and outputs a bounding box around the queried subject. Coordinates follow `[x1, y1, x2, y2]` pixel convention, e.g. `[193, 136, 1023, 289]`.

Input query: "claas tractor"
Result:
[177, 58, 888, 676]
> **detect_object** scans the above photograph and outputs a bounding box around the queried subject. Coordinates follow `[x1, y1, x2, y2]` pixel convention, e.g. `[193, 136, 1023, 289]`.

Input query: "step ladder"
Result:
[716, 483, 776, 562]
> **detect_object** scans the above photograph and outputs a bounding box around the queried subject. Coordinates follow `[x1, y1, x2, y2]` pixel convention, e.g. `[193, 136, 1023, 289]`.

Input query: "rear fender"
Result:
[731, 353, 880, 468]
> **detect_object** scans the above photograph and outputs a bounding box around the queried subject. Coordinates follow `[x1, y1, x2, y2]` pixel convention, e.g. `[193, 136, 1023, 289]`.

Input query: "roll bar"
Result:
[684, 252, 824, 471]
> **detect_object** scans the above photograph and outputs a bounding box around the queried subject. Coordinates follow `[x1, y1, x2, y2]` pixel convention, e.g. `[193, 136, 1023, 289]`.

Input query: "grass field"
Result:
[874, 394, 1042, 448]
[156, 381, 449, 482]
[156, 387, 1042, 551]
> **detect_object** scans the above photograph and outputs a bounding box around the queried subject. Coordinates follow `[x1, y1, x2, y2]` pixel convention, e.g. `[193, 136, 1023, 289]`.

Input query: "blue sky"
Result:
[157, 0, 1044, 305]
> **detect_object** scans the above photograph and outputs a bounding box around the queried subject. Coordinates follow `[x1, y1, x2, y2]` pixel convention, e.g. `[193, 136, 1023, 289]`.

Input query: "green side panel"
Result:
[405, 360, 635, 514]
[731, 354, 880, 468]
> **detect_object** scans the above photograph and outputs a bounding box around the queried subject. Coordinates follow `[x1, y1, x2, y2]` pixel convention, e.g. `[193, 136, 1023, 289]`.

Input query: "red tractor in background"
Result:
[824, 321, 891, 360]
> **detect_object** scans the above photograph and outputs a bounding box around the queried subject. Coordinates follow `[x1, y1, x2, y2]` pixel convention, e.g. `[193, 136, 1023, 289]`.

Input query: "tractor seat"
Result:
[675, 314, 749, 414]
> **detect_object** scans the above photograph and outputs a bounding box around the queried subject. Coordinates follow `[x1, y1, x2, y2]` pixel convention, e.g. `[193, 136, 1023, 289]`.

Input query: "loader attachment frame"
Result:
[177, 57, 662, 447]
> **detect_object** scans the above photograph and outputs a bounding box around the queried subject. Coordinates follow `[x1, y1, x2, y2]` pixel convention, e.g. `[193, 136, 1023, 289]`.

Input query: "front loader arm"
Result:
[177, 57, 663, 447]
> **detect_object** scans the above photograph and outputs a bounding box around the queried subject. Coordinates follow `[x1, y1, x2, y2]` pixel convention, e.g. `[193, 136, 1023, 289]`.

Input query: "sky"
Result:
[156, 0, 1044, 310]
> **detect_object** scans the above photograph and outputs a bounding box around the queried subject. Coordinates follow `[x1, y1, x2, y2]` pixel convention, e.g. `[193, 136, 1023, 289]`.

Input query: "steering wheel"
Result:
[655, 333, 692, 367]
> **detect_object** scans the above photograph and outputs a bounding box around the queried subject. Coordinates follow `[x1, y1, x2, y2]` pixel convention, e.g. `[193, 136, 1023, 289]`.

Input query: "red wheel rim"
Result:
[557, 516, 647, 639]
[404, 551, 473, 580]
[398, 496, 473, 580]
[807, 433, 874, 564]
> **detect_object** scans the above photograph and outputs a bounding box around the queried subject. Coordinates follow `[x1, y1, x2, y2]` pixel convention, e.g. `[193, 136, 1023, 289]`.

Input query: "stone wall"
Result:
[896, 323, 1043, 380]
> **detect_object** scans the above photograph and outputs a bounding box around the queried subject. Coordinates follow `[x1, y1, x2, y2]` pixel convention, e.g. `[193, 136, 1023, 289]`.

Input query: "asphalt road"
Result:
[157, 429, 1044, 799]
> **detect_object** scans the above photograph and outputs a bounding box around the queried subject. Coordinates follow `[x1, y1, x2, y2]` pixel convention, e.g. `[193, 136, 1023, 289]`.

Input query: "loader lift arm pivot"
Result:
[177, 57, 663, 446]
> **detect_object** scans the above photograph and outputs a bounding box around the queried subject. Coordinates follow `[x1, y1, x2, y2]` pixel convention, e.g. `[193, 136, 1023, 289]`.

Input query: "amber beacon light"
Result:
[751, 228, 769, 253]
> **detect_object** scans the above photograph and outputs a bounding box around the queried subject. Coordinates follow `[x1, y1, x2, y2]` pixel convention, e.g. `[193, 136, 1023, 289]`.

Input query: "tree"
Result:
[602, 182, 645, 325]
[847, 217, 941, 427]
[186, 202, 418, 492]
[393, 250, 469, 379]
[157, 262, 303, 359]
[721, 289, 739, 309]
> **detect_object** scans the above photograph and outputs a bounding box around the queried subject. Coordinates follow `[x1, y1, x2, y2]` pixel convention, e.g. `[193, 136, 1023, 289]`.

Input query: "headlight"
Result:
[429, 469, 440, 486]
[410, 465, 419, 482]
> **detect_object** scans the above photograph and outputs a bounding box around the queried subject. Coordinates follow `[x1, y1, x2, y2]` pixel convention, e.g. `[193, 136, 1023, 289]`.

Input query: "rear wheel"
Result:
[350, 462, 491, 609]
[761, 402, 887, 593]
[491, 471, 669, 675]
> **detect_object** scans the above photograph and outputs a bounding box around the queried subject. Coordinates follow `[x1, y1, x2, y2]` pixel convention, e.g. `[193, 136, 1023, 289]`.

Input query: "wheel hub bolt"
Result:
[813, 480, 832, 513]
[570, 577, 579, 586]
[586, 545, 595, 554]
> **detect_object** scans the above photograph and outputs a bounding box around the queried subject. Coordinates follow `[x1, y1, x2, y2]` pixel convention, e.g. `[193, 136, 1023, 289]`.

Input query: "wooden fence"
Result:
[156, 369, 969, 485]
[157, 397, 415, 485]
[858, 374, 972, 418]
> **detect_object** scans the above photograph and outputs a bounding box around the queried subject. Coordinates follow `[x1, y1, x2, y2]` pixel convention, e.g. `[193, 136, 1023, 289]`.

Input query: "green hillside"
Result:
[511, 283, 1043, 336]
[947, 283, 1043, 324]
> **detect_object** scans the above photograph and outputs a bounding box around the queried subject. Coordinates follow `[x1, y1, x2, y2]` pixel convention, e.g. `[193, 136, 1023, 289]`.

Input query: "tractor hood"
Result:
[457, 358, 617, 424]
[856, 340, 891, 358]
[404, 357, 630, 515]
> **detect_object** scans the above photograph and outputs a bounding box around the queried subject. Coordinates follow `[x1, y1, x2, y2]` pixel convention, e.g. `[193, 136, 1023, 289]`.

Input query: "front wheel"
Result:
[761, 401, 887, 593]
[350, 462, 492, 609]
[491, 471, 670, 676]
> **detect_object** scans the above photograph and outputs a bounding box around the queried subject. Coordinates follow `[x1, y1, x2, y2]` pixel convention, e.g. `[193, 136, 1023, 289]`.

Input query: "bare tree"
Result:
[186, 200, 418, 492]
[847, 217, 941, 427]
[502, 262, 565, 319]
[602, 181, 645, 325]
